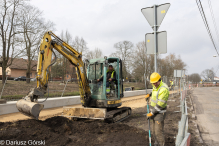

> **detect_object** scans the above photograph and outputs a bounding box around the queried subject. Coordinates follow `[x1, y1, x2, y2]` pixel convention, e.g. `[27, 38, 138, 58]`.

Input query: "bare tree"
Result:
[131, 42, 187, 83]
[131, 41, 147, 81]
[201, 68, 215, 81]
[188, 73, 201, 84]
[0, 0, 26, 84]
[131, 41, 158, 85]
[50, 31, 89, 82]
[72, 36, 88, 57]
[51, 30, 77, 82]
[58, 30, 73, 82]
[20, 4, 54, 83]
[159, 53, 186, 77]
[111, 40, 133, 79]
[86, 48, 103, 60]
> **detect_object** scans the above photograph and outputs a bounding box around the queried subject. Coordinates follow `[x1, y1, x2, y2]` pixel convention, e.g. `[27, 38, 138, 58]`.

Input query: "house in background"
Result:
[214, 77, 219, 81]
[0, 58, 37, 78]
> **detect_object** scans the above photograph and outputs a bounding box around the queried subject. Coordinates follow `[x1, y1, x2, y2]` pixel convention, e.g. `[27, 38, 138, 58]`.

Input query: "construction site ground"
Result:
[0, 91, 199, 146]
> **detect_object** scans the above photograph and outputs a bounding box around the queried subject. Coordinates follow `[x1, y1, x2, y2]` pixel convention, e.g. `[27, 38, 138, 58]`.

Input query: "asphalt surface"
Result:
[192, 87, 219, 145]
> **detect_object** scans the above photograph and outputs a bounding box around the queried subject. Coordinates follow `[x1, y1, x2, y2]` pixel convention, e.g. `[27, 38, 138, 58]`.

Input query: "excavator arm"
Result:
[16, 31, 91, 119]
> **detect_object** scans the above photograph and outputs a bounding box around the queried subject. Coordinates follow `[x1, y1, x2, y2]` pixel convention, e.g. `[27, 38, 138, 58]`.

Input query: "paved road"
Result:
[192, 87, 219, 145]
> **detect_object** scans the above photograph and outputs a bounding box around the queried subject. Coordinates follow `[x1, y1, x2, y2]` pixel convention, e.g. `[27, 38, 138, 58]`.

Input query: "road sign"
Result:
[141, 3, 171, 31]
[174, 70, 185, 78]
[145, 31, 167, 54]
[141, 3, 170, 73]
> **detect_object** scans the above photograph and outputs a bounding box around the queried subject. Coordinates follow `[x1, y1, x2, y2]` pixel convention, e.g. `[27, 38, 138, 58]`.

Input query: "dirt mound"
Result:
[0, 94, 180, 146]
[0, 116, 156, 146]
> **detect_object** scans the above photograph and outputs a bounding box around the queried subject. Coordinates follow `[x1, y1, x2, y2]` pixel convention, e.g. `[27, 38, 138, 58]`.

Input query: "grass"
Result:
[0, 80, 80, 100]
[0, 80, 148, 100]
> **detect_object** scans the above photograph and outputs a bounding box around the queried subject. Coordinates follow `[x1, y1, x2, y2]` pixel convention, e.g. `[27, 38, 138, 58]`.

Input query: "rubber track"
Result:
[105, 107, 131, 123]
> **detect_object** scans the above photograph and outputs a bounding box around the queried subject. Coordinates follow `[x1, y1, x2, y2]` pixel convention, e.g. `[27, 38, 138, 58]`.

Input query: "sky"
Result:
[30, 0, 219, 77]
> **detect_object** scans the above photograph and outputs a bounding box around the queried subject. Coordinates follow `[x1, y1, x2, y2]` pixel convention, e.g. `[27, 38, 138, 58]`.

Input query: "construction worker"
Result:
[145, 72, 169, 146]
[97, 65, 116, 93]
[170, 80, 174, 90]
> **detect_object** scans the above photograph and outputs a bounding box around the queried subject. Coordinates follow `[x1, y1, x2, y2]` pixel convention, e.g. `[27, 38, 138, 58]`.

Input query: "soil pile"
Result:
[0, 93, 180, 146]
[0, 116, 157, 146]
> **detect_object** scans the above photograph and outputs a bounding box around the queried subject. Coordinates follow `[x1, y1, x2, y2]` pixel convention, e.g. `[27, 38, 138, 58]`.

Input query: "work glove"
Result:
[147, 112, 153, 119]
[145, 93, 151, 102]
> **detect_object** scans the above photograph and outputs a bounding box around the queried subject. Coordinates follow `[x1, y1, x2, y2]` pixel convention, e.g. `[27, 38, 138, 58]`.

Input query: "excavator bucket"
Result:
[62, 106, 107, 119]
[16, 99, 44, 120]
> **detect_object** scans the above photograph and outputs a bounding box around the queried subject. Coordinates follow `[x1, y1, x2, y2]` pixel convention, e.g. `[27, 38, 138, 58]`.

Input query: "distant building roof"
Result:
[214, 77, 219, 81]
[8, 58, 37, 70]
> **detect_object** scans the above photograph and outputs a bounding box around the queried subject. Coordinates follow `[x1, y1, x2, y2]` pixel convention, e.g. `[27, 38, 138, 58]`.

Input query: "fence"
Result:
[199, 83, 219, 87]
[187, 83, 219, 88]
[175, 83, 191, 146]
[176, 82, 219, 145]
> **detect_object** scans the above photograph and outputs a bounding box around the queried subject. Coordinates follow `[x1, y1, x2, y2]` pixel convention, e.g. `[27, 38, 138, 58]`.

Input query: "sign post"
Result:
[174, 70, 185, 94]
[154, 5, 158, 72]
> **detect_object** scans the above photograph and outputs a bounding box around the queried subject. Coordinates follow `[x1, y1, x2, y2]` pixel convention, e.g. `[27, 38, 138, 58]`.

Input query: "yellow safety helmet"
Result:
[150, 72, 161, 83]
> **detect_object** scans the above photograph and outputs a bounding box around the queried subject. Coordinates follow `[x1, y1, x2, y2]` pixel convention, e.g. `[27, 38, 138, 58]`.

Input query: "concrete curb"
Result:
[0, 89, 152, 115]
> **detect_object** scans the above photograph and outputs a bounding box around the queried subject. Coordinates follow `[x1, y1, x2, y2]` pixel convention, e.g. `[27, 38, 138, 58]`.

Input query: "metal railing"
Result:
[175, 85, 191, 146]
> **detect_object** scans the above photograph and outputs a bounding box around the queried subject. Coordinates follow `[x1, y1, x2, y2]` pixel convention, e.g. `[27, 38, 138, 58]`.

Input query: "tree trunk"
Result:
[2, 63, 6, 84]
[26, 60, 31, 83]
[2, 41, 6, 84]
[26, 43, 31, 83]
[26, 72, 30, 83]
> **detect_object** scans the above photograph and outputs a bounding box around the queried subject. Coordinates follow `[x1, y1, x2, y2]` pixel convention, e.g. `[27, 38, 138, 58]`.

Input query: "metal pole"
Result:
[180, 73, 182, 93]
[178, 78, 180, 95]
[154, 5, 157, 72]
[144, 58, 147, 95]
[183, 74, 185, 90]
[175, 76, 176, 93]
[61, 80, 69, 97]
[147, 100, 152, 146]
[144, 58, 151, 146]
[144, 73, 147, 95]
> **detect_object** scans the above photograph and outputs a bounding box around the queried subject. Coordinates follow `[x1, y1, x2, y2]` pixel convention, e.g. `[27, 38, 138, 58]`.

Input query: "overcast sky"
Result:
[30, 0, 219, 77]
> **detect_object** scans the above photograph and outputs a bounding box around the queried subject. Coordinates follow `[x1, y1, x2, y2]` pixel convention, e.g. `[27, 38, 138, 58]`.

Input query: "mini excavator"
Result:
[16, 31, 131, 123]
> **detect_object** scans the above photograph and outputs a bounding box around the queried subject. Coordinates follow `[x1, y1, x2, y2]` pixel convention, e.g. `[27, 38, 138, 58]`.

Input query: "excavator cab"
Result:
[87, 57, 124, 108]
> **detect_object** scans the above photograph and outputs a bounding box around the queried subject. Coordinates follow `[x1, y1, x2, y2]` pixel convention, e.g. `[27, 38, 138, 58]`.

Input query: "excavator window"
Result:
[88, 63, 104, 96]
[88, 63, 103, 80]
